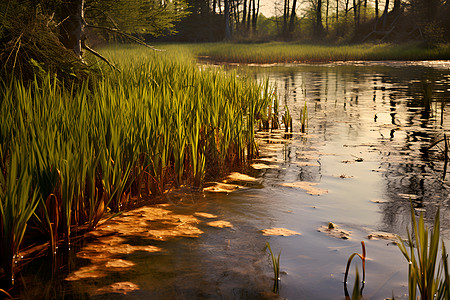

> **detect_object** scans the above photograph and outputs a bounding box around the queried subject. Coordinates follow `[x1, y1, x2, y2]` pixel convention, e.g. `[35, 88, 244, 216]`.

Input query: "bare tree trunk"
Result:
[252, 0, 258, 32]
[242, 0, 247, 32]
[60, 0, 85, 58]
[283, 0, 289, 38]
[381, 0, 389, 30]
[375, 0, 379, 20]
[247, 0, 252, 31]
[336, 0, 339, 35]
[363, 0, 367, 22]
[224, 0, 232, 39]
[357, 0, 361, 28]
[326, 0, 329, 33]
[233, 0, 240, 27]
[288, 0, 298, 36]
[316, 0, 324, 37]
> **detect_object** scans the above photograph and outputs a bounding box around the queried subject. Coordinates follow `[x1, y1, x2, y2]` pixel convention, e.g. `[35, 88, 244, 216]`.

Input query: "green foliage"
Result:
[86, 0, 189, 37]
[397, 203, 450, 300]
[0, 150, 39, 285]
[300, 100, 308, 133]
[281, 105, 292, 132]
[255, 15, 279, 39]
[0, 45, 273, 282]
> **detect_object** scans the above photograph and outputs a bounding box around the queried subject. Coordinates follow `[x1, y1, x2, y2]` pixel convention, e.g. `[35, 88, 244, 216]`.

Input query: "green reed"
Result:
[0, 45, 273, 284]
[266, 242, 281, 294]
[300, 100, 308, 133]
[281, 105, 292, 133]
[397, 203, 450, 300]
[0, 150, 39, 285]
[344, 241, 366, 300]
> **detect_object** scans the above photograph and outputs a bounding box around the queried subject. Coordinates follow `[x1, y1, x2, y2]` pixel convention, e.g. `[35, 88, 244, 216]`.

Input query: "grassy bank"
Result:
[157, 42, 450, 64]
[0, 45, 273, 284]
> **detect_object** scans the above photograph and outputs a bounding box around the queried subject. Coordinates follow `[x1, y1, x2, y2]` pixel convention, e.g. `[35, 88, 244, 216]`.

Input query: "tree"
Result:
[0, 0, 189, 78]
[224, 0, 232, 38]
[314, 0, 324, 37]
[288, 0, 298, 38]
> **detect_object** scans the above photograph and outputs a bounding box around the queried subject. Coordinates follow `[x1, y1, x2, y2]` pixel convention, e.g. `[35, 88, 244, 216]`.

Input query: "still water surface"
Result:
[20, 62, 450, 299]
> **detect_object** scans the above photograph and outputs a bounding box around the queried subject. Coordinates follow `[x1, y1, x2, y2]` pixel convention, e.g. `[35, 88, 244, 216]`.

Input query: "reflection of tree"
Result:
[377, 87, 450, 237]
[251, 63, 450, 238]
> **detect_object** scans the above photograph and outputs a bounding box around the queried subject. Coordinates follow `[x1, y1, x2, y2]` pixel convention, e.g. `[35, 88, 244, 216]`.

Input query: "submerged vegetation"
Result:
[0, 46, 273, 286]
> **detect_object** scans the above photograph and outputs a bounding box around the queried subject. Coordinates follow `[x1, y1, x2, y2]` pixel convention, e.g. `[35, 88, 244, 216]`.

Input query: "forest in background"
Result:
[160, 0, 450, 44]
[1, 0, 449, 71]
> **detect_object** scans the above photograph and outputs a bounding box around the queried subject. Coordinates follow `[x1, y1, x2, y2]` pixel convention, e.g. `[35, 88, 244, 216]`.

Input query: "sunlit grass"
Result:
[397, 203, 450, 300]
[156, 42, 450, 63]
[0, 45, 273, 284]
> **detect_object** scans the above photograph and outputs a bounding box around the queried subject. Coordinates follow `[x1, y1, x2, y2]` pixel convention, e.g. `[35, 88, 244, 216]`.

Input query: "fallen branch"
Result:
[82, 43, 120, 72]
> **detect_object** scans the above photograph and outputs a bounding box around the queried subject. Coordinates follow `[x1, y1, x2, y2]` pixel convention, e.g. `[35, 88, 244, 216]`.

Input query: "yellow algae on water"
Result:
[261, 228, 301, 236]
[225, 172, 258, 183]
[203, 182, 242, 193]
[251, 163, 280, 170]
[194, 212, 218, 219]
[280, 181, 328, 195]
[94, 282, 139, 295]
[207, 220, 233, 228]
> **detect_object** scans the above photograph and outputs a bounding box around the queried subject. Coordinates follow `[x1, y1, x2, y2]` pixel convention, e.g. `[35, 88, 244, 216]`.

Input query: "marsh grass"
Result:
[300, 100, 308, 133]
[266, 242, 281, 294]
[397, 203, 450, 300]
[281, 105, 293, 133]
[159, 42, 450, 64]
[0, 45, 273, 284]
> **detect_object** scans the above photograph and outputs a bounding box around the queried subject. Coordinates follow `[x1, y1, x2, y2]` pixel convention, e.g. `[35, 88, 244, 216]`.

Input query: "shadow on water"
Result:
[16, 62, 450, 299]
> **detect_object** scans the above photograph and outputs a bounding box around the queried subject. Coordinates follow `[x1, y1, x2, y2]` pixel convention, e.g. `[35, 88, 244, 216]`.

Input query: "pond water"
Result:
[18, 62, 450, 299]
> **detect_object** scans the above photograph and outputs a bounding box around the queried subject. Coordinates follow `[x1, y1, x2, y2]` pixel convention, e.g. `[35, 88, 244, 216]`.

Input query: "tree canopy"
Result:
[0, 0, 189, 80]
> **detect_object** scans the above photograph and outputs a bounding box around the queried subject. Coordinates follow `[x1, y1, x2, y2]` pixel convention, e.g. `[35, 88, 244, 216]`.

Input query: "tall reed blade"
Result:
[0, 150, 39, 286]
[397, 201, 449, 300]
[344, 241, 366, 300]
[266, 242, 281, 294]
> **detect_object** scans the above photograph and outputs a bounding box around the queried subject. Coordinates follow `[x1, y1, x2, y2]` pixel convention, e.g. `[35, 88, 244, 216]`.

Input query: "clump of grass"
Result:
[300, 100, 308, 133]
[0, 45, 273, 284]
[266, 242, 281, 294]
[281, 105, 293, 133]
[0, 150, 39, 286]
[397, 203, 450, 300]
[161, 42, 450, 64]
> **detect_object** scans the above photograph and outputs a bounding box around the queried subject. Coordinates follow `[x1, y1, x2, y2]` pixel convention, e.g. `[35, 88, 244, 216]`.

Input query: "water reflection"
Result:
[249, 63, 450, 238]
[17, 62, 450, 299]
